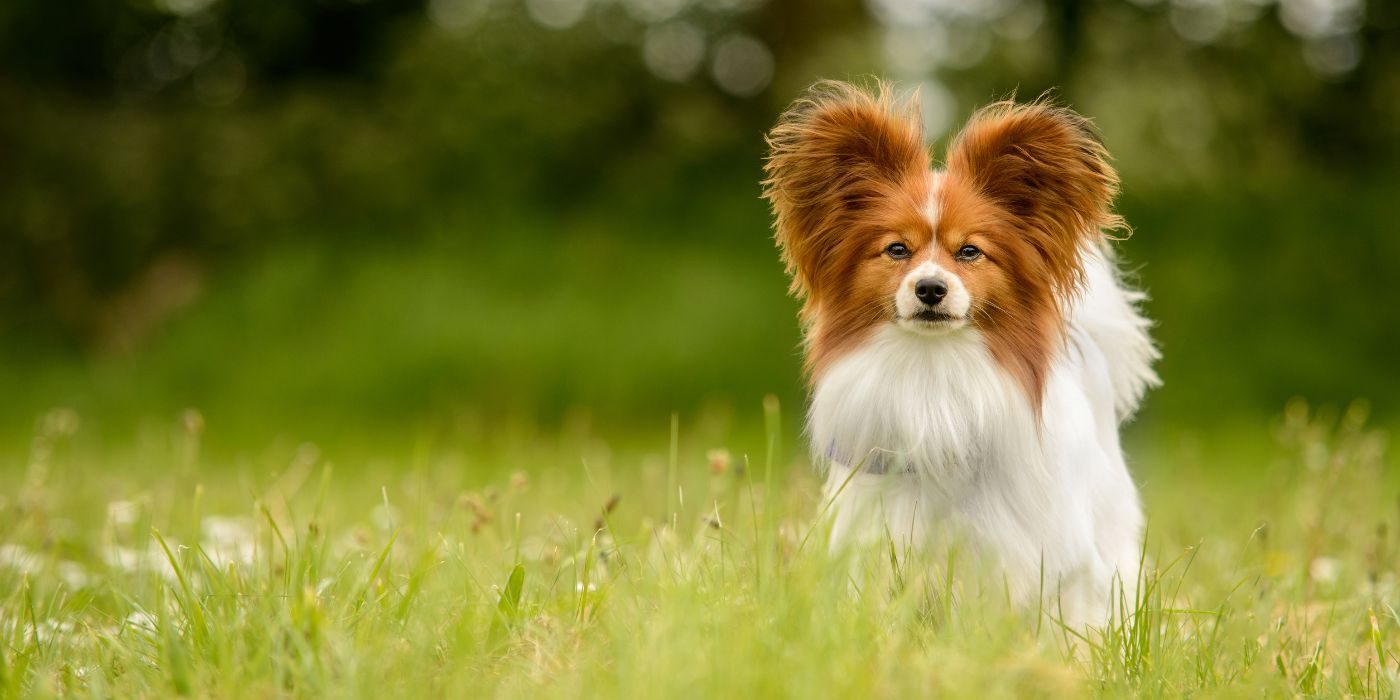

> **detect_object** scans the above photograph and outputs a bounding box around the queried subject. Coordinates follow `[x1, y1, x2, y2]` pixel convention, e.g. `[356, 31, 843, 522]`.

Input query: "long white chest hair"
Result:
[808, 326, 1035, 500]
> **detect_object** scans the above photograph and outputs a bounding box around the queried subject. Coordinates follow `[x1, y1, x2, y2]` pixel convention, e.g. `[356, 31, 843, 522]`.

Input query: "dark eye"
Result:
[885, 242, 912, 260]
[955, 244, 982, 261]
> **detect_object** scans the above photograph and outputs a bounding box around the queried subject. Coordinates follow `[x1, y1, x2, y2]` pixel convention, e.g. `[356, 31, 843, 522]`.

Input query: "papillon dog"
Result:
[762, 81, 1159, 626]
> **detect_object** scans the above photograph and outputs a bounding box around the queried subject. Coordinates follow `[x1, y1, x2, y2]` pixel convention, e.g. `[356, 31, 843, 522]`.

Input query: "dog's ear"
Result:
[944, 100, 1124, 293]
[763, 80, 930, 302]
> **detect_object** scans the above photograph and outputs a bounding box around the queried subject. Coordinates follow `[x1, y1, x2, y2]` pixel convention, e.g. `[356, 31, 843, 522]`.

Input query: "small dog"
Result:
[762, 81, 1159, 626]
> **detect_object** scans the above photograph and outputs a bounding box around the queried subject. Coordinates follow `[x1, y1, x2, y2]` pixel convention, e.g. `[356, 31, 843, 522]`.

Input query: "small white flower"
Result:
[104, 546, 146, 572]
[27, 619, 74, 645]
[107, 500, 140, 527]
[201, 516, 256, 567]
[1309, 556, 1340, 584]
[204, 543, 255, 568]
[201, 515, 252, 545]
[149, 542, 183, 582]
[0, 544, 40, 574]
[124, 610, 158, 632]
[371, 504, 398, 532]
[104, 541, 183, 582]
[57, 561, 90, 589]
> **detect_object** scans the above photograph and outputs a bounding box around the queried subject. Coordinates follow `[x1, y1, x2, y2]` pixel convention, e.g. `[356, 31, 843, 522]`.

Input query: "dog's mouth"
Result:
[912, 310, 958, 323]
[896, 309, 968, 333]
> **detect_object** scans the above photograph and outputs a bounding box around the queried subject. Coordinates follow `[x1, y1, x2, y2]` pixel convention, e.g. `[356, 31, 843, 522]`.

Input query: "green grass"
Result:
[1, 399, 1397, 698]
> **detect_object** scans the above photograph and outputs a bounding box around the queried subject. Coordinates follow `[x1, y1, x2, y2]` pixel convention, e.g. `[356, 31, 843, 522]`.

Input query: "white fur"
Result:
[923, 172, 944, 228]
[811, 245, 1158, 627]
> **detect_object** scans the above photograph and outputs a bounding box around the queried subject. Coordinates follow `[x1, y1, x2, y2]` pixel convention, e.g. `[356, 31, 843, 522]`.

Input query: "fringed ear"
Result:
[944, 100, 1124, 294]
[762, 80, 930, 307]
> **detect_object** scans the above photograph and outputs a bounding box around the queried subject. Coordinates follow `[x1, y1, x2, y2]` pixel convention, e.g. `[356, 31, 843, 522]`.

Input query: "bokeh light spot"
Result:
[156, 0, 217, 16]
[1170, 0, 1229, 44]
[1303, 33, 1362, 76]
[710, 33, 773, 97]
[701, 0, 765, 12]
[1280, 0, 1364, 40]
[994, 0, 1044, 40]
[915, 79, 954, 140]
[427, 0, 492, 29]
[882, 22, 948, 75]
[526, 0, 590, 30]
[624, 0, 691, 24]
[643, 20, 706, 82]
[940, 23, 990, 69]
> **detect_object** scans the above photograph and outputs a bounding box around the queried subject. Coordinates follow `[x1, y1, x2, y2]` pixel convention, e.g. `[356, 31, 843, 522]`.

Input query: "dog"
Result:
[762, 81, 1159, 626]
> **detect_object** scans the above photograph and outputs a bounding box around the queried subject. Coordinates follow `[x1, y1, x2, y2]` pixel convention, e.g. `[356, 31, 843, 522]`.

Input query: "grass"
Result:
[0, 398, 1397, 698]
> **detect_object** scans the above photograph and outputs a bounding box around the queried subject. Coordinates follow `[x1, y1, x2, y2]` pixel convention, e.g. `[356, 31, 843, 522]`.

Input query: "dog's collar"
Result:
[825, 443, 897, 474]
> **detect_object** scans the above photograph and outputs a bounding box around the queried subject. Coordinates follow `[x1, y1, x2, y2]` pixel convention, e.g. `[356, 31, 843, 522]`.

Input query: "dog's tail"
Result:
[1075, 245, 1161, 422]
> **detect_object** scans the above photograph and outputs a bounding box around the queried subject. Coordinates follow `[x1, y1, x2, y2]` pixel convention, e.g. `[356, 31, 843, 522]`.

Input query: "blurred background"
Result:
[1, 0, 1397, 458]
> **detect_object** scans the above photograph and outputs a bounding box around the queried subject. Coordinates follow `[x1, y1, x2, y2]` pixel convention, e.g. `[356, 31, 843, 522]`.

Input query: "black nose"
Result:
[914, 278, 948, 305]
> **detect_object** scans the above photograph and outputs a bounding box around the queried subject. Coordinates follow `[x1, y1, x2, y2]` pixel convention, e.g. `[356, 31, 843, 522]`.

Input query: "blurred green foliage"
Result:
[1, 0, 1397, 446]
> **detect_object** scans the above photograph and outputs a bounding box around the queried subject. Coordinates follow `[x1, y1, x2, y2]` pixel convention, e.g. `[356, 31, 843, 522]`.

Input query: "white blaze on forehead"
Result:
[925, 171, 945, 232]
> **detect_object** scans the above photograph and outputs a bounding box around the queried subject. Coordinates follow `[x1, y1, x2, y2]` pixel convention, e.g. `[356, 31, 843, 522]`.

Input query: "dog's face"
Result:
[763, 81, 1123, 407]
[856, 180, 1002, 336]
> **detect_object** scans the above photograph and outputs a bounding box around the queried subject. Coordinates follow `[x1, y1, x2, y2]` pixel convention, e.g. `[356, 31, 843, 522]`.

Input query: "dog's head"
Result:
[762, 80, 1123, 406]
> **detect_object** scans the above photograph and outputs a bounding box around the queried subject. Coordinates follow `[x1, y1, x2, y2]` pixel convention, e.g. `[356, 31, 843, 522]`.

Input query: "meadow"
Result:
[3, 1, 1398, 696]
[1, 129, 1395, 700]
[2, 397, 1396, 698]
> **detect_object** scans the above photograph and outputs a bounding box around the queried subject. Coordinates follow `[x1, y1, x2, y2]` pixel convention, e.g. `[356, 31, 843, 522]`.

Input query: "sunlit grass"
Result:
[1, 400, 1396, 698]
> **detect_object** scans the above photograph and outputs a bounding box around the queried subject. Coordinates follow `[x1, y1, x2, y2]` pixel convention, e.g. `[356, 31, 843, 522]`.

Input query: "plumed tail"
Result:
[1074, 246, 1161, 422]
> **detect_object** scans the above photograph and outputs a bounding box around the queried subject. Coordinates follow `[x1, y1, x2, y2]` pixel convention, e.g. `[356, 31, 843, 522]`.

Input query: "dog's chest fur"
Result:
[807, 325, 1040, 501]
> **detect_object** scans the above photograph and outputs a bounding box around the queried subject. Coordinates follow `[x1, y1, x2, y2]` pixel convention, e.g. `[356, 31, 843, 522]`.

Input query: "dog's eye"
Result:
[885, 242, 912, 260]
[955, 244, 982, 261]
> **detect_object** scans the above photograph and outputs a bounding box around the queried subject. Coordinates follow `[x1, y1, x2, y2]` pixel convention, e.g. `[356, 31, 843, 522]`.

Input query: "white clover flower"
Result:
[57, 561, 91, 589]
[0, 544, 40, 574]
[201, 515, 256, 567]
[1308, 556, 1340, 585]
[107, 500, 141, 527]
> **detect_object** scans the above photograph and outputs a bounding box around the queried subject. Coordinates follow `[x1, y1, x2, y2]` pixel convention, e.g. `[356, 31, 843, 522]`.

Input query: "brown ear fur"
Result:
[943, 100, 1124, 295]
[762, 81, 931, 326]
